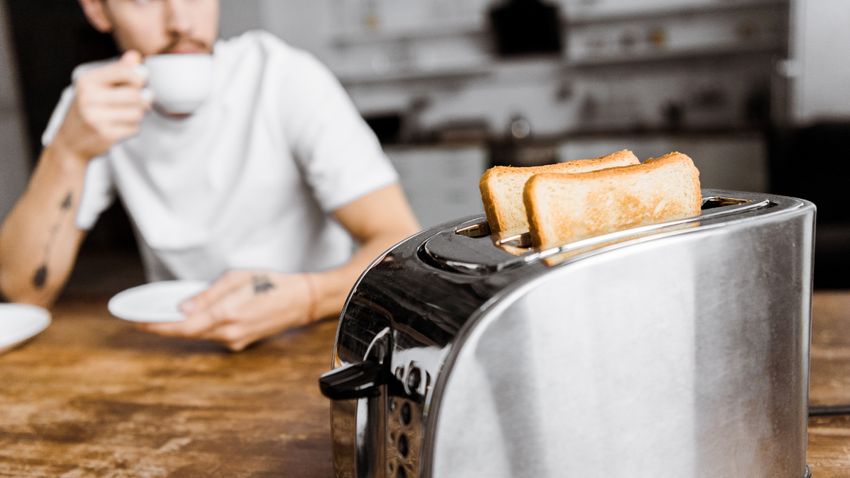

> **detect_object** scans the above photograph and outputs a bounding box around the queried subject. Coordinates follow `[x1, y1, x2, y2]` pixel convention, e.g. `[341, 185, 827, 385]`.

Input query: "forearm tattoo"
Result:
[252, 274, 275, 295]
[32, 191, 73, 289]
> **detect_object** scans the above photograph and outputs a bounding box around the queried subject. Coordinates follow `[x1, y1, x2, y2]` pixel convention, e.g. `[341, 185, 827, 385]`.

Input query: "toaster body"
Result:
[320, 190, 815, 478]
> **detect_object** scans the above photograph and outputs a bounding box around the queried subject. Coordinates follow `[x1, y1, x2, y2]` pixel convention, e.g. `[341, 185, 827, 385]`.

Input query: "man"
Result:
[0, 0, 420, 350]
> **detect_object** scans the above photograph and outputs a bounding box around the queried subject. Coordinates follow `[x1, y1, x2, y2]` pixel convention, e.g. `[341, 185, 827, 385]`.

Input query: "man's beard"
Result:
[157, 36, 213, 55]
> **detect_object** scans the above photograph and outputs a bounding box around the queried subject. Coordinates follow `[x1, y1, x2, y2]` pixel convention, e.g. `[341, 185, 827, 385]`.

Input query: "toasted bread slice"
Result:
[524, 152, 702, 249]
[479, 150, 640, 235]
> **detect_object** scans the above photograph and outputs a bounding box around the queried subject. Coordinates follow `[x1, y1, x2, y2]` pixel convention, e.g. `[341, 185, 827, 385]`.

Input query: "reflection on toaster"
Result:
[321, 188, 815, 478]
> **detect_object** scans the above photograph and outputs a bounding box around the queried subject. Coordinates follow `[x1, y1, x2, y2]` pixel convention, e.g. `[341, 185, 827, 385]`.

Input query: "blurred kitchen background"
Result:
[0, 0, 848, 289]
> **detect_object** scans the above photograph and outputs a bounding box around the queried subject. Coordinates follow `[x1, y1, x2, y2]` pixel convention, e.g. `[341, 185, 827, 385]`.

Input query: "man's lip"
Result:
[167, 48, 206, 54]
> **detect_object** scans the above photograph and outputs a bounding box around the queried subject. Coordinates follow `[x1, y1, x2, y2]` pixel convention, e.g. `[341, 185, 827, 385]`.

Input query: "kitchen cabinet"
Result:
[559, 133, 768, 192]
[386, 145, 487, 229]
[385, 133, 767, 232]
[790, 0, 850, 124]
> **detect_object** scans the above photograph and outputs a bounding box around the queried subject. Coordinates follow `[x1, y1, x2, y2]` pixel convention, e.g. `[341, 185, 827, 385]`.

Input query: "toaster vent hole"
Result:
[400, 402, 412, 425]
[398, 433, 409, 457]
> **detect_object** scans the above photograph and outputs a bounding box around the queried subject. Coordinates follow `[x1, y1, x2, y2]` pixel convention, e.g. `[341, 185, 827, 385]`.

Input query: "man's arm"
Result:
[311, 183, 420, 319]
[140, 183, 420, 351]
[0, 51, 150, 306]
[0, 147, 88, 305]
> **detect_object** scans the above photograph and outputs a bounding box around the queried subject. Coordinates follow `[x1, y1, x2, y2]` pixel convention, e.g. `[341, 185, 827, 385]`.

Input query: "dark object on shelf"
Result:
[743, 82, 771, 127]
[364, 113, 403, 145]
[489, 0, 564, 57]
[489, 141, 558, 167]
[768, 122, 850, 289]
[431, 118, 491, 144]
[661, 101, 686, 131]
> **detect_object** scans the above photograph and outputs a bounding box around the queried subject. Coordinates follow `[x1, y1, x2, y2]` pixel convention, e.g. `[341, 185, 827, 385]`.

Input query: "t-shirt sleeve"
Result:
[42, 85, 115, 231]
[279, 47, 398, 213]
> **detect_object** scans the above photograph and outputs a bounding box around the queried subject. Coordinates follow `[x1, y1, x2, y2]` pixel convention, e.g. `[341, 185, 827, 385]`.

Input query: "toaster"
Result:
[319, 189, 815, 478]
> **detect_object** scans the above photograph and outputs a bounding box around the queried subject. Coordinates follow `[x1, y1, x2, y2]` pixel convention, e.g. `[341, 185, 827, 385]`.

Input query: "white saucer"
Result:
[108, 280, 208, 323]
[0, 303, 51, 354]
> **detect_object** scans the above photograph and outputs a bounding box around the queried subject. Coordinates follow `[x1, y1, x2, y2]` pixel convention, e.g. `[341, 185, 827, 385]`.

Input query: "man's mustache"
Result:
[157, 36, 211, 55]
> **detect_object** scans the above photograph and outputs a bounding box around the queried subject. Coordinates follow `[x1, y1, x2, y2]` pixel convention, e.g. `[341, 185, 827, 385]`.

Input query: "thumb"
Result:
[120, 50, 143, 66]
[120, 50, 148, 85]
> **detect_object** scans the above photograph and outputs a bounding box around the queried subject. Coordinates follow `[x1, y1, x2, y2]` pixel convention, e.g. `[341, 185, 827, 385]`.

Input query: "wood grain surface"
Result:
[808, 291, 850, 478]
[0, 291, 848, 477]
[0, 298, 337, 477]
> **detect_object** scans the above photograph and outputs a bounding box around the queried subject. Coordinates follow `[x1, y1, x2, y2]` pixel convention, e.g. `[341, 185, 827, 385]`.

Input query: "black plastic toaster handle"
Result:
[319, 361, 384, 400]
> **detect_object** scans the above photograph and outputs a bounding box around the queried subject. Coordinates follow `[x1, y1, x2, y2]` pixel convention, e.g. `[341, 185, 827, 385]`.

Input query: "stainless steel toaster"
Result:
[320, 189, 815, 478]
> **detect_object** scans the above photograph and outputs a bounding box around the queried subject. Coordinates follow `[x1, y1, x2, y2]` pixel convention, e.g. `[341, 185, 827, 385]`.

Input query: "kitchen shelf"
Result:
[338, 42, 781, 86]
[568, 0, 789, 27]
[330, 0, 788, 47]
[569, 43, 783, 70]
[331, 23, 485, 47]
[380, 127, 765, 150]
[337, 64, 492, 86]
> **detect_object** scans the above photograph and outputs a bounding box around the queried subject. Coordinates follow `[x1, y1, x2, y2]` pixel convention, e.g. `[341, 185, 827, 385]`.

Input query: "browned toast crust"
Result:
[524, 152, 701, 249]
[479, 150, 640, 233]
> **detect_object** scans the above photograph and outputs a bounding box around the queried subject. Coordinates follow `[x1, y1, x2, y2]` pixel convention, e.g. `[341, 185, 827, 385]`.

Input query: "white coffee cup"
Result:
[143, 54, 214, 115]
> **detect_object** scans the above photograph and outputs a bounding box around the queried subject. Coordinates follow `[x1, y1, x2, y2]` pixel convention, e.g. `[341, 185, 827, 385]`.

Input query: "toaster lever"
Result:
[319, 361, 385, 400]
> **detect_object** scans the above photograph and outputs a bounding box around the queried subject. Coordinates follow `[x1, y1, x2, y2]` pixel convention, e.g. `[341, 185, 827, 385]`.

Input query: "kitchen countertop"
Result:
[1, 291, 849, 477]
[380, 127, 765, 151]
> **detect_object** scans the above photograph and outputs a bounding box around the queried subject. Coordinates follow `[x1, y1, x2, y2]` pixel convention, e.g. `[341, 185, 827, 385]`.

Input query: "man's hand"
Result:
[136, 185, 418, 352]
[138, 271, 316, 352]
[52, 50, 152, 163]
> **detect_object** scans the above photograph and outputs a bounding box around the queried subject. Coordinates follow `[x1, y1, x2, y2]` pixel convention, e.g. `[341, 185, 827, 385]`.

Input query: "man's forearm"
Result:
[311, 230, 412, 321]
[0, 145, 88, 305]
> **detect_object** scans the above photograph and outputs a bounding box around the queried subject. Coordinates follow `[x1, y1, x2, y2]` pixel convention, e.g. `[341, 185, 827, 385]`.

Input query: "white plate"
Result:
[108, 280, 208, 323]
[0, 303, 51, 354]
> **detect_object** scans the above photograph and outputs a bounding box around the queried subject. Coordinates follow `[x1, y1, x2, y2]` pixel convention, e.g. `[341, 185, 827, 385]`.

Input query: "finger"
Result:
[107, 125, 145, 144]
[95, 87, 152, 108]
[204, 297, 293, 351]
[82, 55, 146, 89]
[139, 310, 219, 338]
[181, 272, 246, 315]
[205, 315, 271, 352]
[98, 106, 147, 127]
[151, 281, 254, 340]
[199, 283, 255, 327]
[226, 335, 260, 352]
[119, 50, 143, 66]
[195, 285, 257, 343]
[100, 119, 146, 141]
[203, 323, 251, 351]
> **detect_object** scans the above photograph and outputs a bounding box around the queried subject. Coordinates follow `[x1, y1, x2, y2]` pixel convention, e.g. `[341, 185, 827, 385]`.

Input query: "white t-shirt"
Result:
[43, 31, 398, 282]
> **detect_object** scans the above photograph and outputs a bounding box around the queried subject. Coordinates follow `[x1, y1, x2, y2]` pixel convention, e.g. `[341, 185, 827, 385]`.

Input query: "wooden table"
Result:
[1, 292, 849, 477]
[807, 291, 850, 477]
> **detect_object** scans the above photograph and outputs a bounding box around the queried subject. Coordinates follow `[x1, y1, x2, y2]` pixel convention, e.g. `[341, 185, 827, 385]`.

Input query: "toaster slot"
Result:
[494, 232, 531, 248]
[701, 195, 753, 209]
[455, 221, 491, 238]
[525, 194, 776, 266]
[495, 196, 765, 254]
[420, 190, 777, 274]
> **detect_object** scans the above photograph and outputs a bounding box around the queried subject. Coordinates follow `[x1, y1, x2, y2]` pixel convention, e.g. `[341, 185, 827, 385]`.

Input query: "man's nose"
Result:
[164, 0, 192, 36]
